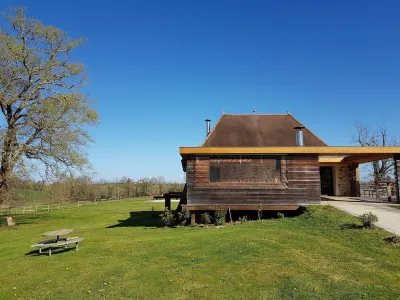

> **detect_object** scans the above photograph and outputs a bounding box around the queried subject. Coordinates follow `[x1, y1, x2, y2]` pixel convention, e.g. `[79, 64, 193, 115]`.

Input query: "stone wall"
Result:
[337, 165, 351, 196]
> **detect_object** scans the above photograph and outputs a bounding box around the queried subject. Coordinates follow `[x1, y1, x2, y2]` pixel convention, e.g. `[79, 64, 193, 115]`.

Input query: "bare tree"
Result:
[0, 8, 98, 202]
[352, 123, 398, 182]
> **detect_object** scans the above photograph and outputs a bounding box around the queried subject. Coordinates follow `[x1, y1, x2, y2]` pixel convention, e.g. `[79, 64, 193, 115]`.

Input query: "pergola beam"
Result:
[341, 153, 393, 164]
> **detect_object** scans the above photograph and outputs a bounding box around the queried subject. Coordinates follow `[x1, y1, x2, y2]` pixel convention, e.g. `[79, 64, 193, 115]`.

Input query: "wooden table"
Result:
[363, 189, 376, 197]
[32, 229, 83, 256]
[42, 229, 73, 242]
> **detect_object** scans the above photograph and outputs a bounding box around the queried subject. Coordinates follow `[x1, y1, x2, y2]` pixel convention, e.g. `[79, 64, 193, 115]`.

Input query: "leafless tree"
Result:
[352, 123, 398, 182]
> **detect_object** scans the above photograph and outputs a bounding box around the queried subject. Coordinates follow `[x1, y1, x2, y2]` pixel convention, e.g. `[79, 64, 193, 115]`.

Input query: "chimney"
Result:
[205, 119, 211, 136]
[293, 126, 305, 147]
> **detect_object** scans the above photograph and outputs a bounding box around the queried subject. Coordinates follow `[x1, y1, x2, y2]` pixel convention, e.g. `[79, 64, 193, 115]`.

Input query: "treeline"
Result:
[3, 176, 184, 205]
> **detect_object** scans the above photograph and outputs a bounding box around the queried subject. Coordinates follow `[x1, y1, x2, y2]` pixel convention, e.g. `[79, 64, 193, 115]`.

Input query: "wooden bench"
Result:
[31, 237, 84, 256]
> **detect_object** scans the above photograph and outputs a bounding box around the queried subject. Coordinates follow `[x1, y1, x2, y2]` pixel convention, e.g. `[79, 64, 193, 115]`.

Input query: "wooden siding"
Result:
[186, 205, 300, 211]
[185, 155, 321, 209]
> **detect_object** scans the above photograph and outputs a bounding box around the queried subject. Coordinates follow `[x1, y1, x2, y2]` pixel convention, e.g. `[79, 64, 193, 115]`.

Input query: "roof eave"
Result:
[180, 146, 400, 156]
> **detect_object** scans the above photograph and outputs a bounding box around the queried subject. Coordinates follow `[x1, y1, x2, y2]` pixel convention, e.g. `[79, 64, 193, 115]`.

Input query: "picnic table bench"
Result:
[362, 189, 376, 197]
[31, 229, 84, 256]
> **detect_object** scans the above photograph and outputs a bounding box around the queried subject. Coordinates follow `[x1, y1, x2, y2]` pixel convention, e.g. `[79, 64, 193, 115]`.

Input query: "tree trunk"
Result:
[0, 134, 14, 190]
[0, 122, 17, 204]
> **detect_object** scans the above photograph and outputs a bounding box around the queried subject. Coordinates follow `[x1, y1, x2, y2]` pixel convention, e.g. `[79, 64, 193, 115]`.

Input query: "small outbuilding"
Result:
[179, 113, 400, 224]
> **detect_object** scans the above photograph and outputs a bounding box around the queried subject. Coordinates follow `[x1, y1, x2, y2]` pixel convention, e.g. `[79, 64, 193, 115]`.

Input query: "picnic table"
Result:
[363, 189, 376, 197]
[31, 229, 84, 256]
[42, 228, 73, 242]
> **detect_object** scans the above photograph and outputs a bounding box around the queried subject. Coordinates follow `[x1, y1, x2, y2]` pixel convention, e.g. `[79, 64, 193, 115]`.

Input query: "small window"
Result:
[210, 166, 221, 182]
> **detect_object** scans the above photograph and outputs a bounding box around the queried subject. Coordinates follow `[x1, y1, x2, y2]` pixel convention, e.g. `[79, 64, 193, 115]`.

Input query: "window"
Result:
[210, 166, 221, 182]
[209, 157, 282, 183]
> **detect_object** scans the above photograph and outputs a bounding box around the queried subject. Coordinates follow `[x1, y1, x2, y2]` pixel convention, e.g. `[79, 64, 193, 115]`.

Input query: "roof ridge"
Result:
[222, 113, 288, 116]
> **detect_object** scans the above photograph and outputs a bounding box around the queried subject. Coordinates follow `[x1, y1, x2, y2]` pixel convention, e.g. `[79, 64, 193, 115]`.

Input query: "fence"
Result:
[360, 182, 397, 199]
[0, 197, 128, 216]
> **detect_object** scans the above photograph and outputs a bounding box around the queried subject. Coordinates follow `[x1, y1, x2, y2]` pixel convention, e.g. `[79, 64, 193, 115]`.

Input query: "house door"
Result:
[320, 167, 334, 196]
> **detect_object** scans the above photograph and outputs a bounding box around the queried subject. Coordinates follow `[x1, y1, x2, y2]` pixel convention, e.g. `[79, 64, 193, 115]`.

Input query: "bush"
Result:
[358, 212, 378, 228]
[176, 209, 190, 226]
[214, 210, 226, 226]
[200, 212, 212, 225]
[384, 236, 400, 246]
[277, 212, 285, 219]
[160, 209, 175, 227]
[238, 215, 248, 224]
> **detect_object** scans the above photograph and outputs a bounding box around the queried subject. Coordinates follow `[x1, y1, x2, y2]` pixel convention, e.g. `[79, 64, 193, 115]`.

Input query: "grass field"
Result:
[1, 198, 400, 300]
[15, 189, 50, 204]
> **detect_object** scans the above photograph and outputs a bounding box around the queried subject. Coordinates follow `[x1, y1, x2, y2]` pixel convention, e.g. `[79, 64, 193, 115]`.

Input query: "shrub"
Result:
[176, 209, 190, 226]
[277, 212, 285, 219]
[200, 212, 212, 225]
[238, 215, 248, 224]
[384, 236, 400, 246]
[160, 209, 175, 227]
[214, 210, 226, 226]
[358, 212, 378, 228]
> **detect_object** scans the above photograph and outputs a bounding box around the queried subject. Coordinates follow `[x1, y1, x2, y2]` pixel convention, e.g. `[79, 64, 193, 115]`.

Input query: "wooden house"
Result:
[179, 113, 400, 224]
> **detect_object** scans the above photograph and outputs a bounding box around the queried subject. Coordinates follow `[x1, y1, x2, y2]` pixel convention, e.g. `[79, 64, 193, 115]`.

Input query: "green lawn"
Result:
[15, 189, 50, 204]
[1, 199, 400, 300]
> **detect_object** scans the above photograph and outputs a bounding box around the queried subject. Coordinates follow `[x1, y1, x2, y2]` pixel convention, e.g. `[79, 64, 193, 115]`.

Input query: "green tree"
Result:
[0, 8, 98, 202]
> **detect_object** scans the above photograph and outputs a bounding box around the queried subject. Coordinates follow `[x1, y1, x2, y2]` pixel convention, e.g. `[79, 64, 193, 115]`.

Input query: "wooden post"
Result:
[191, 212, 196, 225]
[165, 195, 171, 211]
[349, 164, 360, 197]
[5, 216, 15, 226]
[394, 155, 400, 203]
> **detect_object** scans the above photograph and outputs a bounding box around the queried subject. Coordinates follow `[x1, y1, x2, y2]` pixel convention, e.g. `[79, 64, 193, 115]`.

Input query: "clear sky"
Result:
[1, 0, 400, 182]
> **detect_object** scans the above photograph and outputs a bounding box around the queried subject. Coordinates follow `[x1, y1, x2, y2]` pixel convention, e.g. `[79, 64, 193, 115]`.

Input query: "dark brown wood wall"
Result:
[185, 155, 321, 208]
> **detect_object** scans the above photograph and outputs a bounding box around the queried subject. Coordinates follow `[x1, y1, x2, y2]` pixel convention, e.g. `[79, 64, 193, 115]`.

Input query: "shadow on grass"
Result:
[1, 213, 53, 227]
[107, 211, 163, 228]
[25, 247, 75, 257]
[340, 223, 364, 230]
[107, 207, 308, 229]
[15, 214, 53, 225]
[384, 236, 400, 246]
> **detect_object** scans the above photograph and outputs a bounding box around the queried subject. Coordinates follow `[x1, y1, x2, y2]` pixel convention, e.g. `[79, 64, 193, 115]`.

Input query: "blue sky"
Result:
[1, 0, 400, 182]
